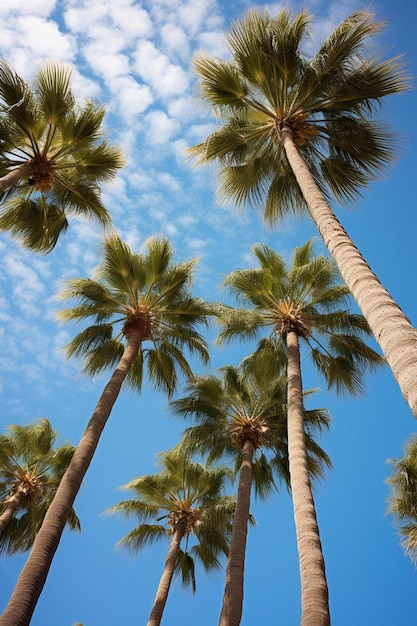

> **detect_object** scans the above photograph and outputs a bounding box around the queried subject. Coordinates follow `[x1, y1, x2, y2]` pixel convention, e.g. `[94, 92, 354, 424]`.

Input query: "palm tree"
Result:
[171, 364, 331, 626]
[0, 418, 80, 554]
[107, 450, 235, 626]
[0, 60, 124, 253]
[387, 434, 417, 563]
[189, 9, 417, 419]
[217, 239, 384, 625]
[0, 234, 211, 626]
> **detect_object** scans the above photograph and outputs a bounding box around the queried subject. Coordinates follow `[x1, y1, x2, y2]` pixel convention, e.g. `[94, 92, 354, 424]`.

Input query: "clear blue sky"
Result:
[1, 1, 416, 625]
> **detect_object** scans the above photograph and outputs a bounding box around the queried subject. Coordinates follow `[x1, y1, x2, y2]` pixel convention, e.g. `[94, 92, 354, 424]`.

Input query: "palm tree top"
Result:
[0, 60, 124, 252]
[218, 239, 385, 395]
[189, 9, 410, 221]
[107, 450, 235, 572]
[171, 364, 332, 495]
[0, 418, 80, 555]
[57, 233, 212, 394]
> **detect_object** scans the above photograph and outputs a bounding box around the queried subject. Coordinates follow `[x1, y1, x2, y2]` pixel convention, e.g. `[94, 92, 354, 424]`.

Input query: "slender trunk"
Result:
[0, 489, 24, 534]
[218, 438, 254, 626]
[282, 127, 417, 419]
[286, 330, 330, 626]
[147, 521, 186, 626]
[0, 336, 141, 626]
[0, 163, 31, 193]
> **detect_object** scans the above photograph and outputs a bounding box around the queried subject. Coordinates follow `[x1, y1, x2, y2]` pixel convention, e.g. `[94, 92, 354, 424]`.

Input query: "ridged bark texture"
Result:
[0, 163, 31, 193]
[287, 330, 330, 626]
[218, 438, 254, 626]
[0, 336, 141, 626]
[147, 521, 186, 626]
[0, 490, 24, 534]
[282, 127, 417, 419]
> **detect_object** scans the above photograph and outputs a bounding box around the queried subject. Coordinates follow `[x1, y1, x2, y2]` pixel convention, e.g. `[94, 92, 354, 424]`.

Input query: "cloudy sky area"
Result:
[1, 1, 417, 625]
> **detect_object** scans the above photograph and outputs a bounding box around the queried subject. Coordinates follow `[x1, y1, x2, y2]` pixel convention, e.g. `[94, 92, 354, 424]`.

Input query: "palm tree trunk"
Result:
[147, 520, 186, 626]
[0, 163, 31, 193]
[286, 329, 330, 626]
[0, 489, 24, 534]
[218, 438, 254, 626]
[282, 126, 417, 419]
[0, 336, 141, 626]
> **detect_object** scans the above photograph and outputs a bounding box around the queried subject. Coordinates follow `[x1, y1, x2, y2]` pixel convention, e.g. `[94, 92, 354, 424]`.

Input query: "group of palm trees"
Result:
[1, 8, 417, 626]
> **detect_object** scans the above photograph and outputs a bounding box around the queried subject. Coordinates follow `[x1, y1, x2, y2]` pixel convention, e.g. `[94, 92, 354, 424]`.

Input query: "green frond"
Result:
[63, 324, 115, 360]
[175, 550, 197, 593]
[116, 524, 167, 553]
[74, 142, 125, 183]
[194, 56, 248, 111]
[251, 453, 277, 500]
[0, 59, 37, 137]
[106, 499, 160, 522]
[82, 339, 125, 377]
[387, 435, 417, 563]
[59, 101, 105, 144]
[54, 180, 112, 226]
[34, 63, 74, 123]
[0, 196, 69, 254]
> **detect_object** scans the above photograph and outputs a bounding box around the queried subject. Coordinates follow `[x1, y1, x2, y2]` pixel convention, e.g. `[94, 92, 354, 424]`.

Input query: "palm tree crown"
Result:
[172, 365, 330, 491]
[0, 60, 124, 252]
[0, 418, 80, 554]
[189, 9, 408, 224]
[58, 233, 211, 396]
[387, 435, 417, 563]
[108, 450, 234, 624]
[218, 239, 384, 395]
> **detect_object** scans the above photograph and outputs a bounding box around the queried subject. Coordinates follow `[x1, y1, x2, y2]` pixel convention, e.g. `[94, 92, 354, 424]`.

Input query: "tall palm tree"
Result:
[189, 9, 417, 418]
[0, 60, 124, 252]
[171, 365, 331, 626]
[108, 450, 235, 626]
[0, 418, 80, 554]
[387, 434, 417, 563]
[0, 234, 211, 626]
[217, 240, 384, 625]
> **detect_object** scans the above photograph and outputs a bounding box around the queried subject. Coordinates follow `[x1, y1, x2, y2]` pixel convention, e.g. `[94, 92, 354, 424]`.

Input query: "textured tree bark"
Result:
[218, 438, 254, 626]
[0, 489, 24, 534]
[0, 163, 31, 193]
[0, 336, 141, 626]
[286, 330, 330, 626]
[282, 127, 417, 419]
[147, 521, 186, 626]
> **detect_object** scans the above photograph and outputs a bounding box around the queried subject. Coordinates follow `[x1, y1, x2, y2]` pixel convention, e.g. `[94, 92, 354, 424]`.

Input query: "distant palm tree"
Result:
[0, 418, 80, 554]
[108, 450, 235, 626]
[0, 60, 123, 252]
[189, 9, 417, 419]
[172, 365, 330, 626]
[387, 435, 417, 563]
[0, 234, 211, 626]
[218, 240, 384, 625]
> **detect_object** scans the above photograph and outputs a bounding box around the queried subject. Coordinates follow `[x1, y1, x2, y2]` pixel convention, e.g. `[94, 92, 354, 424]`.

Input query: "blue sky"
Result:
[0, 1, 416, 625]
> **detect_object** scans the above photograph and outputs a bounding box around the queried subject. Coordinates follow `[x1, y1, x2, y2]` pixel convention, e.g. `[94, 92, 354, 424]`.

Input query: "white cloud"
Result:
[133, 40, 189, 99]
[144, 110, 181, 146]
[110, 76, 154, 118]
[0, 0, 56, 17]
[160, 23, 190, 58]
